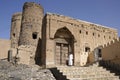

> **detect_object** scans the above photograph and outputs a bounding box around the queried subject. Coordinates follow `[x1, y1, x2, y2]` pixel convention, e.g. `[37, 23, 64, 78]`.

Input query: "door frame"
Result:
[55, 42, 69, 65]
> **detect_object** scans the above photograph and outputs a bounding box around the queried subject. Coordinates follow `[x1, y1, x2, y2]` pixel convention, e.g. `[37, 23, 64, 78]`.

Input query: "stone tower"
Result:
[19, 2, 44, 47]
[18, 2, 44, 65]
[10, 12, 22, 48]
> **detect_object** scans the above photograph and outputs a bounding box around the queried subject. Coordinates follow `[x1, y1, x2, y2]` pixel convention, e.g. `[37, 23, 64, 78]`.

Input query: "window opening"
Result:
[79, 30, 81, 34]
[98, 49, 102, 57]
[98, 34, 100, 37]
[93, 33, 95, 36]
[13, 33, 15, 37]
[32, 32, 37, 39]
[85, 47, 90, 52]
[86, 31, 88, 35]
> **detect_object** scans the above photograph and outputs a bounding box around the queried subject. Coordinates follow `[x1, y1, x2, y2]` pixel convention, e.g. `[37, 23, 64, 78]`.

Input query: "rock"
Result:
[0, 60, 56, 80]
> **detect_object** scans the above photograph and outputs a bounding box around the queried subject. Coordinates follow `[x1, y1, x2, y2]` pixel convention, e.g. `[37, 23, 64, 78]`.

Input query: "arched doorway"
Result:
[54, 27, 74, 65]
[94, 46, 102, 62]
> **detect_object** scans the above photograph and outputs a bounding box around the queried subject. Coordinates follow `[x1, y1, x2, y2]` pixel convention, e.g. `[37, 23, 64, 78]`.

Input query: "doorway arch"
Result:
[94, 46, 103, 62]
[54, 27, 74, 65]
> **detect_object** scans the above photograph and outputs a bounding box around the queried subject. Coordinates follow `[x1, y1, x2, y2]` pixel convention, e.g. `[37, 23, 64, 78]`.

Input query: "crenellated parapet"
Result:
[22, 2, 44, 24]
[12, 12, 22, 22]
[45, 13, 118, 52]
[46, 13, 118, 40]
[103, 37, 120, 48]
[46, 13, 117, 33]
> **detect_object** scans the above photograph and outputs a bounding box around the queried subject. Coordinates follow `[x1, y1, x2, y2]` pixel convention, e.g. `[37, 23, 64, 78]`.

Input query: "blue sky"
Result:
[0, 0, 120, 39]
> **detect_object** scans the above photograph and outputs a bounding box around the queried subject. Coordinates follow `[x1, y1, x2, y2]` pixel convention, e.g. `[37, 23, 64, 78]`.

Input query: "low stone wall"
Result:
[17, 45, 36, 65]
[0, 39, 10, 60]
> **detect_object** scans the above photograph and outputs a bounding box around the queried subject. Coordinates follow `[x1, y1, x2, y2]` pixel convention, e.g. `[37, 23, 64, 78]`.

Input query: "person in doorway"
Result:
[68, 53, 73, 66]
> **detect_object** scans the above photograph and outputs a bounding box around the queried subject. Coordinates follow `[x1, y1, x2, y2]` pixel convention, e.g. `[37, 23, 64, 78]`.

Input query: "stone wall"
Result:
[0, 39, 10, 60]
[102, 38, 120, 65]
[46, 13, 118, 48]
[44, 13, 118, 66]
[17, 45, 36, 65]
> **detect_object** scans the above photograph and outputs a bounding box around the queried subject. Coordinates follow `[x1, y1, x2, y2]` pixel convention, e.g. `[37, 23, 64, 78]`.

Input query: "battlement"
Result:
[12, 12, 22, 22]
[12, 12, 22, 17]
[23, 2, 44, 12]
[103, 37, 120, 48]
[46, 12, 118, 34]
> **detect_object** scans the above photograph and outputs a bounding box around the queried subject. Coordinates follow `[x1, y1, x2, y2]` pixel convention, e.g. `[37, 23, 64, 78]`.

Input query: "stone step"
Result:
[56, 66, 120, 80]
[58, 68, 112, 74]
[62, 71, 115, 75]
[58, 69, 107, 73]
[64, 72, 115, 77]
[69, 77, 119, 80]
[57, 66, 105, 71]
[57, 66, 104, 69]
[66, 74, 118, 79]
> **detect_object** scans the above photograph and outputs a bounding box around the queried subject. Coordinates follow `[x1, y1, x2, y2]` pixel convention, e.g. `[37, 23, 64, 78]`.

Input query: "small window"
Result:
[98, 49, 102, 57]
[98, 34, 100, 37]
[79, 30, 81, 34]
[81, 24, 84, 27]
[85, 47, 90, 52]
[13, 33, 15, 37]
[93, 33, 95, 36]
[86, 31, 88, 35]
[71, 23, 73, 25]
[32, 32, 37, 39]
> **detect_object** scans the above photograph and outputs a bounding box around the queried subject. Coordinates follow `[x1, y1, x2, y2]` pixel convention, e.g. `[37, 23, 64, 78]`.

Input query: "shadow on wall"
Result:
[35, 38, 42, 65]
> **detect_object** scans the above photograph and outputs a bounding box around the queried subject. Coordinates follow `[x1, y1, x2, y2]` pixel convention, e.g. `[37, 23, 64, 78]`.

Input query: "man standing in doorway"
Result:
[68, 53, 73, 66]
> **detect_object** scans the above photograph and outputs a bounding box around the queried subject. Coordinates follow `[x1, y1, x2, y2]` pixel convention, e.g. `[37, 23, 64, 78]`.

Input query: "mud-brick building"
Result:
[1, 2, 119, 68]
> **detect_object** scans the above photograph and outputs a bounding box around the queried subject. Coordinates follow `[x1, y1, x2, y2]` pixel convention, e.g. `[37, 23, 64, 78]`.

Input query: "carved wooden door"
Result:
[55, 43, 69, 65]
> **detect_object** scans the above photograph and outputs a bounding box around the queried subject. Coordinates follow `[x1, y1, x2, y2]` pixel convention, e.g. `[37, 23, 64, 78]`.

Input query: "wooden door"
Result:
[55, 43, 69, 65]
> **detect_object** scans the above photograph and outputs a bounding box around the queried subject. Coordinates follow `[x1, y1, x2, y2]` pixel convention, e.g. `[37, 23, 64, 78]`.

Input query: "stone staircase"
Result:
[55, 65, 120, 80]
[99, 60, 120, 78]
